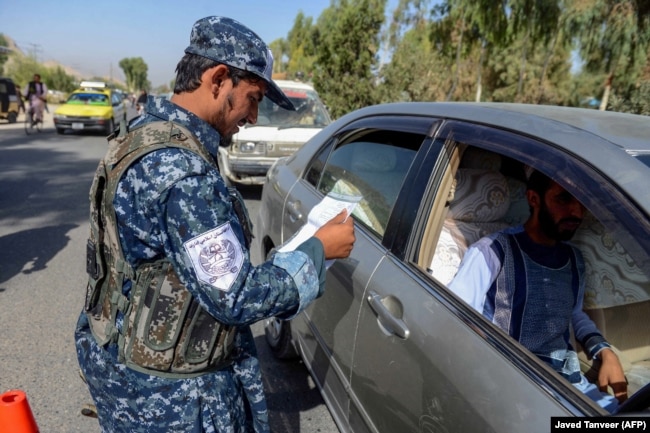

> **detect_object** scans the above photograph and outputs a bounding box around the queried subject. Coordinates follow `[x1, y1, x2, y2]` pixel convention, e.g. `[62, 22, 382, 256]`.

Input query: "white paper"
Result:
[278, 192, 360, 267]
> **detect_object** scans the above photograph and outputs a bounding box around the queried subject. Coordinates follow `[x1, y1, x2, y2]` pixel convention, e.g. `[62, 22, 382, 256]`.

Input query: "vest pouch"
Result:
[122, 260, 193, 372]
[171, 304, 236, 373]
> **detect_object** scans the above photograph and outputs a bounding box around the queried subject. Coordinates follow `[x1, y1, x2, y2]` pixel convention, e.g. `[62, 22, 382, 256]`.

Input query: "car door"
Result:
[349, 120, 608, 433]
[280, 116, 434, 430]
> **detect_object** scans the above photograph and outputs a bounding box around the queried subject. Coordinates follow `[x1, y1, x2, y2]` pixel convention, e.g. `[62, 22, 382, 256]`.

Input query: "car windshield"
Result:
[67, 93, 109, 106]
[256, 88, 330, 129]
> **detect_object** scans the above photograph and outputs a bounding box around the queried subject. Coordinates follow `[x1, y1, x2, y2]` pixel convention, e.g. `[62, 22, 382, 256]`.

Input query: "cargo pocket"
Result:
[172, 304, 235, 373]
[123, 261, 193, 372]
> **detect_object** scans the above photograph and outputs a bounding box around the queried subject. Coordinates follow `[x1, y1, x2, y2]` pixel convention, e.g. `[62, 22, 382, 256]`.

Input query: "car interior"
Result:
[68, 93, 109, 105]
[316, 130, 420, 237]
[422, 144, 650, 400]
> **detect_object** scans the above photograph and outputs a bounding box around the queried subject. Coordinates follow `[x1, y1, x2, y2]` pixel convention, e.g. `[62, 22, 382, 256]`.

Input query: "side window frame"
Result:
[302, 115, 436, 244]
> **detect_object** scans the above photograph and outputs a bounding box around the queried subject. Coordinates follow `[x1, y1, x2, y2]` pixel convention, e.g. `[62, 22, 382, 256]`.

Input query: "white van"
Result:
[218, 80, 331, 185]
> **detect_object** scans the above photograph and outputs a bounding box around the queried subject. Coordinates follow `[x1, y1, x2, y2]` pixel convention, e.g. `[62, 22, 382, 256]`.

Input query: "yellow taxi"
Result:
[53, 81, 127, 135]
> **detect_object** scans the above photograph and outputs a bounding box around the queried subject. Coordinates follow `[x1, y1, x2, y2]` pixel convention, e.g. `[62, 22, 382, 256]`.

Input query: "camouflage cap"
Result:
[185, 16, 295, 111]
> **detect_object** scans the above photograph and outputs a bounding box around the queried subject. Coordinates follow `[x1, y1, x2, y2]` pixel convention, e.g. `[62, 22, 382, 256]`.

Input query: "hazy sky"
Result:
[2, 0, 398, 87]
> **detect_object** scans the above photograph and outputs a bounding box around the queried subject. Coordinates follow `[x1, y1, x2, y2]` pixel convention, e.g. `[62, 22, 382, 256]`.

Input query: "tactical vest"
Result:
[84, 120, 239, 378]
[27, 81, 43, 98]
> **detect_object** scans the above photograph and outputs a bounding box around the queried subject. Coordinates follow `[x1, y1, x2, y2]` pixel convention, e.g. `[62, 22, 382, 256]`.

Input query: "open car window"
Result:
[304, 128, 425, 239]
[256, 88, 330, 128]
[418, 120, 650, 405]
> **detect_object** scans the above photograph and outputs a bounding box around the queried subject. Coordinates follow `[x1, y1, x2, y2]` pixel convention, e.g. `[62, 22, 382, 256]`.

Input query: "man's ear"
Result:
[206, 65, 230, 96]
[526, 189, 541, 209]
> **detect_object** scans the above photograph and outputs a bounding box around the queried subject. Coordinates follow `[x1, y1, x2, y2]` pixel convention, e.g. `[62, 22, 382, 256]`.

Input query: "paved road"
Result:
[0, 109, 338, 433]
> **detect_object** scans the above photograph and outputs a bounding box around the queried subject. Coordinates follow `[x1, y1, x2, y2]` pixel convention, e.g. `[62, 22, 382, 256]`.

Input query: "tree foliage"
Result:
[312, 0, 387, 118]
[119, 57, 149, 92]
[0, 34, 9, 76]
[5, 1, 648, 117]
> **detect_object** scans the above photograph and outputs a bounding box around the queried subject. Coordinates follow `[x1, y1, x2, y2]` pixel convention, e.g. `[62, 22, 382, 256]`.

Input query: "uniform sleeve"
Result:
[448, 238, 502, 312]
[130, 149, 324, 327]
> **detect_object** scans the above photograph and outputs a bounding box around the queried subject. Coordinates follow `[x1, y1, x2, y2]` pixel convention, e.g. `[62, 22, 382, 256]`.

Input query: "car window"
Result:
[67, 93, 109, 106]
[305, 129, 424, 238]
[257, 87, 330, 128]
[417, 121, 650, 401]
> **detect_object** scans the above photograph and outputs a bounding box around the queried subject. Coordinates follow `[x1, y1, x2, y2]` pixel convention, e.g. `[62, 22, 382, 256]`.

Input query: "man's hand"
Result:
[313, 210, 355, 259]
[598, 348, 628, 403]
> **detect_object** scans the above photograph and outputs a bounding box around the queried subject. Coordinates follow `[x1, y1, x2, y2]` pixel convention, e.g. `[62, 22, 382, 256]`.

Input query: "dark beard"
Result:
[538, 201, 580, 242]
[219, 134, 232, 148]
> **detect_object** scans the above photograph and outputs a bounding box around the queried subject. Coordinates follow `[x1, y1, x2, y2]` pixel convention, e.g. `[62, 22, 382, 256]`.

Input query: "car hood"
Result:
[233, 125, 322, 143]
[55, 104, 111, 117]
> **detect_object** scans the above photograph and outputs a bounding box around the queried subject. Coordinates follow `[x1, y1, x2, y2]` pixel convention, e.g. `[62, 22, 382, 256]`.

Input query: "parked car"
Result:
[255, 102, 650, 432]
[0, 77, 19, 123]
[218, 80, 331, 185]
[53, 81, 127, 135]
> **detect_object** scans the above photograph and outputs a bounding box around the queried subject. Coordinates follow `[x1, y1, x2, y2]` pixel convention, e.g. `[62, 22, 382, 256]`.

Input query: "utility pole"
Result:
[26, 43, 42, 62]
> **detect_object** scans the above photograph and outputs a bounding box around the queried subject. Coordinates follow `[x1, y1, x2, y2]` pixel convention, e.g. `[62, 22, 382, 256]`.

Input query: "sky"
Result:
[2, 0, 398, 88]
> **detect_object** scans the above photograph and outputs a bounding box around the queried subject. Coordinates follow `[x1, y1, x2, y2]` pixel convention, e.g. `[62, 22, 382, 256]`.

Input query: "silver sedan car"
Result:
[254, 102, 650, 432]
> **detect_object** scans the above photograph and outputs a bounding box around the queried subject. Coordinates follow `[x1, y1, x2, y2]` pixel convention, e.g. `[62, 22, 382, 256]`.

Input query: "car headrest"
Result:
[460, 148, 502, 171]
[448, 168, 510, 223]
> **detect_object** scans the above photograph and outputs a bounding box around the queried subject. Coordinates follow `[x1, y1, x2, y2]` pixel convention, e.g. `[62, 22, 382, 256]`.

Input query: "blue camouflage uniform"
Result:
[75, 94, 326, 432]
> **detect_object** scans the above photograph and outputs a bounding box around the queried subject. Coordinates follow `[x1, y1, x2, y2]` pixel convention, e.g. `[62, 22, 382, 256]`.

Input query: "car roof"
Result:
[342, 102, 650, 215]
[274, 80, 316, 91]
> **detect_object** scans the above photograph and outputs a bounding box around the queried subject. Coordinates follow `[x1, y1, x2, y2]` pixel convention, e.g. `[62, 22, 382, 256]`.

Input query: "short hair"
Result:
[33, 74, 41, 80]
[526, 170, 554, 197]
[173, 53, 261, 94]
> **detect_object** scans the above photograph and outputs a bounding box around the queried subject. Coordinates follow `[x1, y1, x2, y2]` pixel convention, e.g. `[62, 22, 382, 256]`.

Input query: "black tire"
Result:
[7, 111, 17, 124]
[104, 118, 115, 136]
[56, 127, 65, 135]
[264, 317, 298, 359]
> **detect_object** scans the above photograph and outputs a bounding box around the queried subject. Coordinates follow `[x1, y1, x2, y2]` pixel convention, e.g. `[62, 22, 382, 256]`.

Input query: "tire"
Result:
[7, 111, 17, 124]
[24, 114, 33, 135]
[264, 317, 298, 359]
[104, 118, 115, 136]
[56, 127, 65, 135]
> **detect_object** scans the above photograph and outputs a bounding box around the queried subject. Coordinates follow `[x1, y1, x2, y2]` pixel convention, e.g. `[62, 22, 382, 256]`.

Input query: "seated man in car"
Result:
[448, 170, 627, 412]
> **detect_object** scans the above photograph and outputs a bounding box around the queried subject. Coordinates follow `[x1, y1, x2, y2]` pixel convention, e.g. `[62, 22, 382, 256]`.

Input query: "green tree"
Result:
[570, 0, 650, 110]
[439, 0, 508, 101]
[312, 0, 386, 118]
[269, 38, 289, 76]
[285, 12, 318, 79]
[608, 80, 650, 115]
[4, 53, 42, 89]
[118, 57, 149, 92]
[46, 65, 77, 92]
[0, 34, 9, 76]
[379, 19, 450, 102]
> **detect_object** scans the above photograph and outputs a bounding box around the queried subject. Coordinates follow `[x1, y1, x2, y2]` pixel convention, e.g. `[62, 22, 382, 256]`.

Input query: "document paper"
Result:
[278, 192, 360, 267]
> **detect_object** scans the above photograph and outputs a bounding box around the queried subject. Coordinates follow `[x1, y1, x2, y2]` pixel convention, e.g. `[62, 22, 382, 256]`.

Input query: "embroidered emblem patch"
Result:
[183, 223, 244, 292]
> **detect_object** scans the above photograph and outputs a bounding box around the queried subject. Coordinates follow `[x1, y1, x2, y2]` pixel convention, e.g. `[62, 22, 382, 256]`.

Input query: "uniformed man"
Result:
[74, 16, 355, 433]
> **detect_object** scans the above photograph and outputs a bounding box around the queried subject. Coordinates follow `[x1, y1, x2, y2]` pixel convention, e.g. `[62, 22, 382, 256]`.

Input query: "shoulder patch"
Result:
[183, 222, 244, 292]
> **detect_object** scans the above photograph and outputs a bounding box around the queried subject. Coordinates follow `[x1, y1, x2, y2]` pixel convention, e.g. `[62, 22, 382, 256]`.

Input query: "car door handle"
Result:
[367, 291, 410, 339]
[286, 200, 303, 223]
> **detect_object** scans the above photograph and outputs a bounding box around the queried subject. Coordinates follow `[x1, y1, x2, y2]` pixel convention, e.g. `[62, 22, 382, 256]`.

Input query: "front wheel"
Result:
[24, 112, 34, 135]
[264, 317, 298, 359]
[104, 118, 115, 136]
